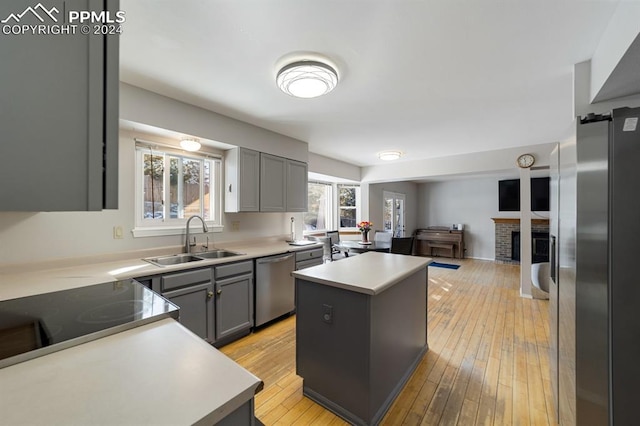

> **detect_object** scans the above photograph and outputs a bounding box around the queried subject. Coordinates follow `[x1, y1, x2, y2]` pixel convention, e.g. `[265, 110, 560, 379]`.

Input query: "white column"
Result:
[520, 168, 533, 298]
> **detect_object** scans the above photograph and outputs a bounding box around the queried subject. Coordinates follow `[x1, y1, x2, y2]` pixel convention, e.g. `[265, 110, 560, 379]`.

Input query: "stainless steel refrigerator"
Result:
[549, 106, 640, 425]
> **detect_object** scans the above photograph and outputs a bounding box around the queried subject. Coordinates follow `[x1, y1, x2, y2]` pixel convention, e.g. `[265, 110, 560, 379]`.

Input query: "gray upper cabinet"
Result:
[0, 0, 119, 211]
[260, 153, 287, 212]
[286, 159, 308, 212]
[225, 147, 260, 212]
[224, 147, 308, 213]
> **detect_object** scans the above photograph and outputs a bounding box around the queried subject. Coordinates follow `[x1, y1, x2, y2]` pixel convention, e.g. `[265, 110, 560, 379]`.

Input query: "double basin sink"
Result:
[143, 249, 243, 267]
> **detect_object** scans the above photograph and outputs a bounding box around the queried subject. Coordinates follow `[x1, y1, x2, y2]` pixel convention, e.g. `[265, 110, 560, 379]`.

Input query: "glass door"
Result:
[383, 191, 406, 237]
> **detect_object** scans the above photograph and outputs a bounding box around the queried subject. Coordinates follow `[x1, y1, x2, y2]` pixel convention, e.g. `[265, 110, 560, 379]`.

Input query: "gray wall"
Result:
[367, 181, 418, 237]
[120, 83, 309, 162]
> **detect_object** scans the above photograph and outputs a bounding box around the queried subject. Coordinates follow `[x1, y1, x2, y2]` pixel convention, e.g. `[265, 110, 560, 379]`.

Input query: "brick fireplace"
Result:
[492, 218, 550, 264]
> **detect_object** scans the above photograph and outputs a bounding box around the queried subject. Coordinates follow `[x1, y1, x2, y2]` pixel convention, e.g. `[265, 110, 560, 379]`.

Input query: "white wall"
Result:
[590, 2, 640, 102]
[418, 177, 508, 260]
[361, 142, 556, 183]
[308, 152, 361, 182]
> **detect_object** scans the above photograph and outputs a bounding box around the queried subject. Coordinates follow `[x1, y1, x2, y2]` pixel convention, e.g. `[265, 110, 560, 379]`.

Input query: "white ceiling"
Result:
[120, 0, 624, 167]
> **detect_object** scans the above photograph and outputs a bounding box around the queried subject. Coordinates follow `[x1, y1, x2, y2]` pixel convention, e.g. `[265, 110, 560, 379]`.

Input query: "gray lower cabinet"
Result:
[214, 261, 254, 344]
[140, 260, 254, 347]
[0, 0, 119, 211]
[295, 247, 324, 270]
[160, 268, 215, 343]
[163, 283, 214, 342]
[136, 269, 258, 425]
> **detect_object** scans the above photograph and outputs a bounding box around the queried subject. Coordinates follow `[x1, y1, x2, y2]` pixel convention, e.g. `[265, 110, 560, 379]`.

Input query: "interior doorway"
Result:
[383, 191, 406, 237]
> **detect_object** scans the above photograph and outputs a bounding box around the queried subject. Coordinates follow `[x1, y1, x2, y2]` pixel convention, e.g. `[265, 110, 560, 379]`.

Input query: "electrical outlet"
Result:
[231, 221, 240, 231]
[113, 226, 123, 239]
[322, 304, 333, 324]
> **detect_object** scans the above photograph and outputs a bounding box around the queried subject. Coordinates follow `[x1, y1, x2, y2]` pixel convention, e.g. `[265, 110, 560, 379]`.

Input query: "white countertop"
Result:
[0, 238, 323, 301]
[292, 252, 432, 295]
[0, 318, 262, 425]
[0, 238, 323, 424]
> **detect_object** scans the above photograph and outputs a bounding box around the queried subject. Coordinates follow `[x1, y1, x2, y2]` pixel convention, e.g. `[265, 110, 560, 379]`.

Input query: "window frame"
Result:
[133, 144, 223, 238]
[337, 184, 361, 230]
[304, 180, 334, 233]
[303, 180, 361, 235]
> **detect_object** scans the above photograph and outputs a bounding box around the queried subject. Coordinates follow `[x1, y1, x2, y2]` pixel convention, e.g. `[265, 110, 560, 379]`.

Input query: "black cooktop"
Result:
[0, 279, 179, 368]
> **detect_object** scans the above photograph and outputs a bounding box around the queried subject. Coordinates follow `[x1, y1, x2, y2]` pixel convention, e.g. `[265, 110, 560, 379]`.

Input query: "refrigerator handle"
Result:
[550, 234, 557, 284]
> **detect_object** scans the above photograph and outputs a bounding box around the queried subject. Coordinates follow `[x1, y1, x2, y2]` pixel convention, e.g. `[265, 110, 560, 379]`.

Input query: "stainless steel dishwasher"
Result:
[255, 252, 296, 327]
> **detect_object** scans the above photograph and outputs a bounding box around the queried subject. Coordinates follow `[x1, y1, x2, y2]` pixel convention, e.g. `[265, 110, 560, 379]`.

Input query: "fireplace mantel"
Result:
[492, 218, 550, 225]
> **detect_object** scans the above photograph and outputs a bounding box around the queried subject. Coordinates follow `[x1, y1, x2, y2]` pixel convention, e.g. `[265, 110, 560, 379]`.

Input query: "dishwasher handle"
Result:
[257, 253, 294, 264]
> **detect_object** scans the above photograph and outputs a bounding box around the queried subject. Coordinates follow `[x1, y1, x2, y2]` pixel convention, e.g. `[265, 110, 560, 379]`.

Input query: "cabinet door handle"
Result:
[217, 289, 222, 295]
[207, 291, 214, 299]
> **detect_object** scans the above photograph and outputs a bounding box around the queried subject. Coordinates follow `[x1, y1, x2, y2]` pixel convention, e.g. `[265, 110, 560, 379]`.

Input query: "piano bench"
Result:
[429, 243, 455, 258]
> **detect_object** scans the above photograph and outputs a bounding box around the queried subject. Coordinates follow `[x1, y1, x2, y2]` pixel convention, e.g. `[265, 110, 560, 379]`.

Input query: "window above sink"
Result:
[133, 141, 223, 238]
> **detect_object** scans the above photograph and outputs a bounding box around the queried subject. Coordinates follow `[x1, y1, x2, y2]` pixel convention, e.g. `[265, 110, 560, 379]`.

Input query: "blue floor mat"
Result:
[429, 261, 460, 270]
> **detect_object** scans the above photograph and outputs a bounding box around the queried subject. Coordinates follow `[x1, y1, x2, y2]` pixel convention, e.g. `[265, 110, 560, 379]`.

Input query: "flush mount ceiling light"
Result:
[276, 60, 338, 98]
[180, 138, 201, 152]
[378, 151, 403, 161]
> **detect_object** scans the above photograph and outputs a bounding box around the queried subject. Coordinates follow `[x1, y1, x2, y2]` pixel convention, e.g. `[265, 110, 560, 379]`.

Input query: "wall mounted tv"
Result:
[498, 177, 550, 211]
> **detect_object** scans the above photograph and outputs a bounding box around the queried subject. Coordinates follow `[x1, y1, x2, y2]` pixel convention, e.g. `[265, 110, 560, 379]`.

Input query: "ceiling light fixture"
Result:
[180, 138, 201, 152]
[378, 151, 403, 161]
[276, 60, 338, 98]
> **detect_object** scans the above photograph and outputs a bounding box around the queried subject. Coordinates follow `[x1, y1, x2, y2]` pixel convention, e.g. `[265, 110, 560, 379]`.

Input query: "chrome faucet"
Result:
[185, 215, 208, 254]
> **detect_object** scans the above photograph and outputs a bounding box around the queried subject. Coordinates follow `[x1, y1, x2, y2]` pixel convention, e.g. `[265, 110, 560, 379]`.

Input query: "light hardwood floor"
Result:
[221, 258, 555, 425]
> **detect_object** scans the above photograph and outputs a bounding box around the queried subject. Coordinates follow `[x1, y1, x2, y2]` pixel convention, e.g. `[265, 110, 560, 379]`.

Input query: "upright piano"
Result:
[414, 227, 464, 259]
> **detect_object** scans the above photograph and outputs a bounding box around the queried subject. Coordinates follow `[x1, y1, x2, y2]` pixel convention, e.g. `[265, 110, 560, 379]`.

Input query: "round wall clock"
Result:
[517, 153, 535, 168]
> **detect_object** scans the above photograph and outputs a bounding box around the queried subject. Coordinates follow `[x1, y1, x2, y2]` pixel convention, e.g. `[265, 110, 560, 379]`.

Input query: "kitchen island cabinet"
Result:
[292, 252, 431, 426]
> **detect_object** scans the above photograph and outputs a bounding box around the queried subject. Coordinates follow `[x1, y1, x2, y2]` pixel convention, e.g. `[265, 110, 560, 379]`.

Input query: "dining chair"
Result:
[391, 237, 414, 255]
[374, 230, 392, 243]
[325, 230, 346, 261]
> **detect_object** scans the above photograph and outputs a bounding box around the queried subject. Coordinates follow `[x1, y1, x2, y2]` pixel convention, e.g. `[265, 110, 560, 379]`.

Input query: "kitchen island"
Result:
[292, 252, 431, 426]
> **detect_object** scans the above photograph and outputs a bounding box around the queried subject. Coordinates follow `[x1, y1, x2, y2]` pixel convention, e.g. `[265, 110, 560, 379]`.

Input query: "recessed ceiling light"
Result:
[276, 60, 338, 98]
[180, 138, 201, 152]
[378, 151, 403, 161]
